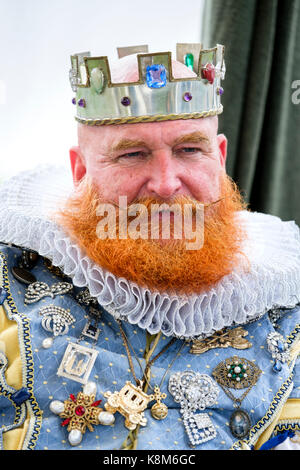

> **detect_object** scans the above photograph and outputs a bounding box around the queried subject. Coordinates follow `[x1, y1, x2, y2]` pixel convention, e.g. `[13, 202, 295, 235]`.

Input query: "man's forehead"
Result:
[78, 117, 218, 150]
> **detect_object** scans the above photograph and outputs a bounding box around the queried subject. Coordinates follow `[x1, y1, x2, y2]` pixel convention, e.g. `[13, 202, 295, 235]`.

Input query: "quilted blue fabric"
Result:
[0, 243, 299, 450]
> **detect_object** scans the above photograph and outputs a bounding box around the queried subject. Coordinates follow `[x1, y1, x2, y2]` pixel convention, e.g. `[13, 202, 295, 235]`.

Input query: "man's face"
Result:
[70, 116, 227, 205]
[60, 117, 246, 295]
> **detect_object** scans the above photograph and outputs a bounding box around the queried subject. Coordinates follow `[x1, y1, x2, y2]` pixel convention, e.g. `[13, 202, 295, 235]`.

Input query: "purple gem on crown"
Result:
[121, 96, 131, 106]
[183, 92, 192, 102]
[72, 97, 76, 105]
[78, 98, 86, 108]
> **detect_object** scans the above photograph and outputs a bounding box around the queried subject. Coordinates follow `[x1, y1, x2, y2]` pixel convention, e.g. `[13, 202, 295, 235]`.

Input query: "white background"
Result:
[0, 0, 204, 182]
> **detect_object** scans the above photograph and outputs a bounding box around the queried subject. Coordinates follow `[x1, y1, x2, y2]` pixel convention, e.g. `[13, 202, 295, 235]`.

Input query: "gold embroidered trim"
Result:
[0, 250, 42, 449]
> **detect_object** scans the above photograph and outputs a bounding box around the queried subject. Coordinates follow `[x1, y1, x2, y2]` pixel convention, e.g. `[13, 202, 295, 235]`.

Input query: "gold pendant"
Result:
[104, 381, 154, 430]
[189, 327, 252, 355]
[150, 385, 168, 420]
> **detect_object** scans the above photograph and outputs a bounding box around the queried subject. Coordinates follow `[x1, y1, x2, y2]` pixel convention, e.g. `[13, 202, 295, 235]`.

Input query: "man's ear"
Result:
[69, 146, 86, 184]
[217, 134, 227, 169]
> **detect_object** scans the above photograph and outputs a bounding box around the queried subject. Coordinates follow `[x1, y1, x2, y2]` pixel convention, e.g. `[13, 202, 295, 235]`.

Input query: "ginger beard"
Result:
[57, 173, 248, 295]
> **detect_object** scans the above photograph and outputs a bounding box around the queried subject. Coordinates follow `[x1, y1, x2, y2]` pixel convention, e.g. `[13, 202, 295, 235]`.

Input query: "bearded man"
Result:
[0, 44, 299, 451]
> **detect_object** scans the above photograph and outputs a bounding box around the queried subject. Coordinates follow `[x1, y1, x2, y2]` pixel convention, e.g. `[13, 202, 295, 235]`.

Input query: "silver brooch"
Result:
[24, 281, 73, 304]
[39, 304, 76, 349]
[168, 371, 219, 446]
[266, 332, 290, 372]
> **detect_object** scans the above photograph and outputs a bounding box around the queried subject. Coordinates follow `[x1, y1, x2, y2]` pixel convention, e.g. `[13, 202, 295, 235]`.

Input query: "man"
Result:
[0, 44, 299, 451]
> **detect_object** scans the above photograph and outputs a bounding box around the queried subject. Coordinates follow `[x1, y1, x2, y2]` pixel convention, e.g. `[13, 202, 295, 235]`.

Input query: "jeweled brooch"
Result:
[50, 381, 115, 446]
[212, 356, 261, 439]
[168, 371, 219, 446]
[266, 331, 290, 372]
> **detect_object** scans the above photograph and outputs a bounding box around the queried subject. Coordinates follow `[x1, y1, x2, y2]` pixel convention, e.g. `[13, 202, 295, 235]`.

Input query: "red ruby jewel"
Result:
[202, 63, 215, 84]
[75, 405, 85, 416]
[91, 400, 102, 407]
[69, 394, 76, 403]
[61, 418, 71, 427]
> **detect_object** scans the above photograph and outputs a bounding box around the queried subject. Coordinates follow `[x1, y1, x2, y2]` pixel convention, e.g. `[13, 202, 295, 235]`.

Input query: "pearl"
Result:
[83, 381, 97, 396]
[49, 400, 65, 415]
[68, 429, 82, 446]
[234, 366, 241, 373]
[42, 337, 53, 349]
[98, 411, 115, 426]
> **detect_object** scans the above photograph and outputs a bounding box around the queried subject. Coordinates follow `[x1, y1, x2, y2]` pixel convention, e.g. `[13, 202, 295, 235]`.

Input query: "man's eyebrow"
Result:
[173, 132, 211, 146]
[110, 138, 148, 153]
[107, 132, 211, 156]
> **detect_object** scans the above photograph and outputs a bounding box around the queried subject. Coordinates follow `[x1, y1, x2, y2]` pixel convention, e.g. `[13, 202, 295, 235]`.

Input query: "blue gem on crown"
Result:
[146, 64, 167, 89]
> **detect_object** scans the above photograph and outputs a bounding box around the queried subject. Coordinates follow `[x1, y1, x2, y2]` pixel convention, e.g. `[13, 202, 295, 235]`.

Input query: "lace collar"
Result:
[1, 165, 300, 339]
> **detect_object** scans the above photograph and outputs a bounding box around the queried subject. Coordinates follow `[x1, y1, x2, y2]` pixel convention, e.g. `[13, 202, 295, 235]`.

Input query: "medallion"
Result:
[229, 408, 252, 439]
[150, 385, 168, 420]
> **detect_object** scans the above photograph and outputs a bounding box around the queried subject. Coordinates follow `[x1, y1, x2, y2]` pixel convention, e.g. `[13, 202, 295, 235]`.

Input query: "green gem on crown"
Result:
[184, 53, 194, 71]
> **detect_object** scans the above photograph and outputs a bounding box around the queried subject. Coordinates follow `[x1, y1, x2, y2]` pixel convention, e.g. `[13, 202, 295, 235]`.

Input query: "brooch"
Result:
[24, 281, 73, 304]
[50, 381, 115, 446]
[266, 331, 290, 372]
[56, 304, 102, 384]
[212, 356, 261, 439]
[39, 304, 76, 349]
[104, 380, 154, 430]
[189, 327, 252, 355]
[168, 371, 219, 446]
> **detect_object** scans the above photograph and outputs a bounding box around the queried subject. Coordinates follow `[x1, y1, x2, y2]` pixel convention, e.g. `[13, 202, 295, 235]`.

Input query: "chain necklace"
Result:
[102, 319, 186, 433]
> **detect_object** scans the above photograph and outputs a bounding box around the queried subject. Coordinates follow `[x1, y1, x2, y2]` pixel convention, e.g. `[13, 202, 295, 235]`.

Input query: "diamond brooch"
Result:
[168, 371, 219, 446]
[24, 281, 73, 304]
[266, 331, 290, 372]
[39, 304, 76, 349]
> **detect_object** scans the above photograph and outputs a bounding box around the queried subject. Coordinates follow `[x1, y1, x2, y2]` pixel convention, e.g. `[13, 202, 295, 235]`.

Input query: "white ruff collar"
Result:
[1, 165, 300, 339]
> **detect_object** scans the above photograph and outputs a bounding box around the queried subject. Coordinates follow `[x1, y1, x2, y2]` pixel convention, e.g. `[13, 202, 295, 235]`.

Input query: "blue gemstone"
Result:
[146, 64, 167, 88]
[273, 360, 282, 372]
[11, 387, 31, 405]
[277, 341, 285, 352]
[0, 287, 8, 305]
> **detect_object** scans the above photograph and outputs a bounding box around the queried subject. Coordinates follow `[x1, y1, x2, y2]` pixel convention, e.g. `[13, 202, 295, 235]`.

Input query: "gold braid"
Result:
[75, 108, 223, 127]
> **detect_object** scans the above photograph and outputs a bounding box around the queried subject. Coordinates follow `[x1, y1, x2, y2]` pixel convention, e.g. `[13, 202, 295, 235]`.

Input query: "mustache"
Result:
[92, 194, 227, 213]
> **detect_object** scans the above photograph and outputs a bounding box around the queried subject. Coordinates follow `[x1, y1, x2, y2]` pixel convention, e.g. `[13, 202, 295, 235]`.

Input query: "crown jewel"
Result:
[69, 43, 225, 126]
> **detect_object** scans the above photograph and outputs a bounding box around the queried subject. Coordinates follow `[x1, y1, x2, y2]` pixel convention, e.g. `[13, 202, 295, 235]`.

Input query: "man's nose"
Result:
[146, 151, 181, 199]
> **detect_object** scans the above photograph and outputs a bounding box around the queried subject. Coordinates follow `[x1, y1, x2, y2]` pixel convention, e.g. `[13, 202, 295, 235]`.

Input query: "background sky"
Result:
[0, 0, 204, 181]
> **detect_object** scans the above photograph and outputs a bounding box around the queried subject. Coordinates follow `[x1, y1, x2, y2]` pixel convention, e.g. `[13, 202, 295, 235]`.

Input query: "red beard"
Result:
[56, 174, 248, 295]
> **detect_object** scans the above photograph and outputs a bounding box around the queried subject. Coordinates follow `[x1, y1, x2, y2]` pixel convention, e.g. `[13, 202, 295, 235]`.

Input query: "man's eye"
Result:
[118, 151, 146, 159]
[177, 147, 201, 154]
